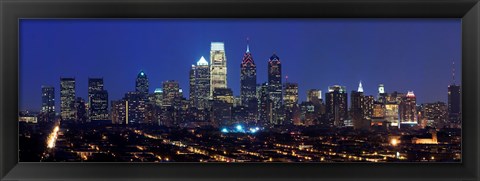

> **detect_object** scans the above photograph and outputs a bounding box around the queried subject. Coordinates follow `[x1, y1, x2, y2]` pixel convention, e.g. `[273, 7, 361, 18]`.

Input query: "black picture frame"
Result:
[1, 0, 479, 180]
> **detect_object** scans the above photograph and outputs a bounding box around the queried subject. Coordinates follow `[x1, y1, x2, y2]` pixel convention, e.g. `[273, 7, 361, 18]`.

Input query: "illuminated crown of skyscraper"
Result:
[197, 56, 208, 66]
[358, 81, 364, 92]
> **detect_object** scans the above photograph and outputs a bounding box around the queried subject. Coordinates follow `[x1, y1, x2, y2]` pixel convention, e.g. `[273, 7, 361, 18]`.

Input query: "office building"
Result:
[210, 42, 227, 98]
[60, 78, 76, 120]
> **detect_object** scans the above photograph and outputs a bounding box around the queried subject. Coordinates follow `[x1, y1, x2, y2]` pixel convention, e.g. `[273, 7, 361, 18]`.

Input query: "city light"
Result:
[221, 128, 229, 133]
[236, 125, 243, 132]
[46, 125, 60, 149]
[20, 23, 462, 163]
[390, 138, 399, 146]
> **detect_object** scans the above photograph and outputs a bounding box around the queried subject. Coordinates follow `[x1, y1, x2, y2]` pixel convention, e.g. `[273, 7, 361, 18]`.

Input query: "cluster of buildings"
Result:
[32, 41, 461, 131]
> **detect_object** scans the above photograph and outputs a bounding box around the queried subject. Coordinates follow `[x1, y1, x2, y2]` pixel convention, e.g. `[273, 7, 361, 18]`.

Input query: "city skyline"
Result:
[20, 19, 461, 112]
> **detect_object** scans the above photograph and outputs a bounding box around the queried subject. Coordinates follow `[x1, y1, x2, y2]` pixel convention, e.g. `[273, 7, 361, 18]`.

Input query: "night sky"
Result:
[20, 19, 461, 112]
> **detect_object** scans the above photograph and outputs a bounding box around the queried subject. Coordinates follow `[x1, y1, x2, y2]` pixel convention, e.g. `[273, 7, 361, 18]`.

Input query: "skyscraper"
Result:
[351, 82, 367, 130]
[90, 90, 109, 121]
[268, 53, 283, 124]
[135, 70, 149, 97]
[189, 64, 197, 107]
[258, 83, 272, 126]
[284, 82, 299, 125]
[191, 56, 210, 110]
[307, 89, 322, 106]
[74, 97, 87, 123]
[401, 91, 417, 124]
[448, 85, 461, 127]
[124, 91, 148, 124]
[210, 42, 227, 98]
[240, 39, 258, 122]
[378, 84, 387, 103]
[60, 78, 76, 120]
[41, 85, 55, 121]
[162, 80, 181, 108]
[325, 85, 348, 127]
[240, 39, 257, 106]
[448, 61, 461, 128]
[88, 78, 109, 121]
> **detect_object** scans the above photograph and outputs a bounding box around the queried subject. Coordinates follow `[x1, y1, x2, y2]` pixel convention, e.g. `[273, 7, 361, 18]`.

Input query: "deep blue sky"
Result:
[20, 19, 461, 112]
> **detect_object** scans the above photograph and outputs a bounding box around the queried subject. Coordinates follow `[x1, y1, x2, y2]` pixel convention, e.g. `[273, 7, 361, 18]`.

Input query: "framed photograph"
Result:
[1, 0, 479, 180]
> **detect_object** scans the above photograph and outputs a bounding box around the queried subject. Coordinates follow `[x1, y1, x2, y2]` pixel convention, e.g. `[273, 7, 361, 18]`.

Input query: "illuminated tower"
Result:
[41, 85, 55, 121]
[240, 39, 258, 121]
[135, 70, 149, 97]
[210, 42, 227, 98]
[60, 78, 76, 120]
[268, 53, 283, 124]
[402, 91, 417, 124]
[377, 84, 387, 104]
[358, 81, 364, 92]
[192, 56, 211, 110]
[283, 82, 299, 125]
[240, 38, 257, 106]
[325, 85, 348, 127]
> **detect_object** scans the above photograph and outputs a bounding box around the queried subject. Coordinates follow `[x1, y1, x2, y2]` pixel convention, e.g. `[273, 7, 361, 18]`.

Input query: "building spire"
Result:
[246, 37, 250, 53]
[452, 59, 456, 85]
[358, 81, 363, 92]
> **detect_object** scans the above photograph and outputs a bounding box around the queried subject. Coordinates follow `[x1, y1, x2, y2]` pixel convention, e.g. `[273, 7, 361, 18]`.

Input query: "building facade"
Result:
[210, 42, 227, 98]
[325, 85, 348, 127]
[267, 53, 283, 125]
[135, 70, 149, 98]
[41, 85, 55, 121]
[60, 78, 76, 120]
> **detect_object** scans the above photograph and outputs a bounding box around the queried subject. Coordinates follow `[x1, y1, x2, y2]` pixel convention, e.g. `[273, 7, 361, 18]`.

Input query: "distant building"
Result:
[371, 102, 386, 126]
[240, 39, 258, 122]
[325, 85, 348, 127]
[363, 95, 374, 120]
[351, 81, 368, 130]
[423, 102, 448, 128]
[60, 78, 76, 120]
[210, 42, 227, 98]
[41, 85, 55, 122]
[211, 88, 233, 126]
[135, 70, 149, 98]
[299, 101, 317, 126]
[74, 97, 87, 123]
[191, 56, 211, 110]
[258, 83, 272, 126]
[88, 78, 109, 121]
[385, 103, 400, 127]
[19, 111, 38, 124]
[162, 80, 181, 109]
[111, 92, 148, 125]
[268, 53, 283, 125]
[400, 91, 417, 124]
[377, 84, 387, 103]
[448, 85, 461, 128]
[412, 130, 438, 144]
[283, 82, 299, 125]
[448, 61, 461, 128]
[307, 89, 322, 106]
